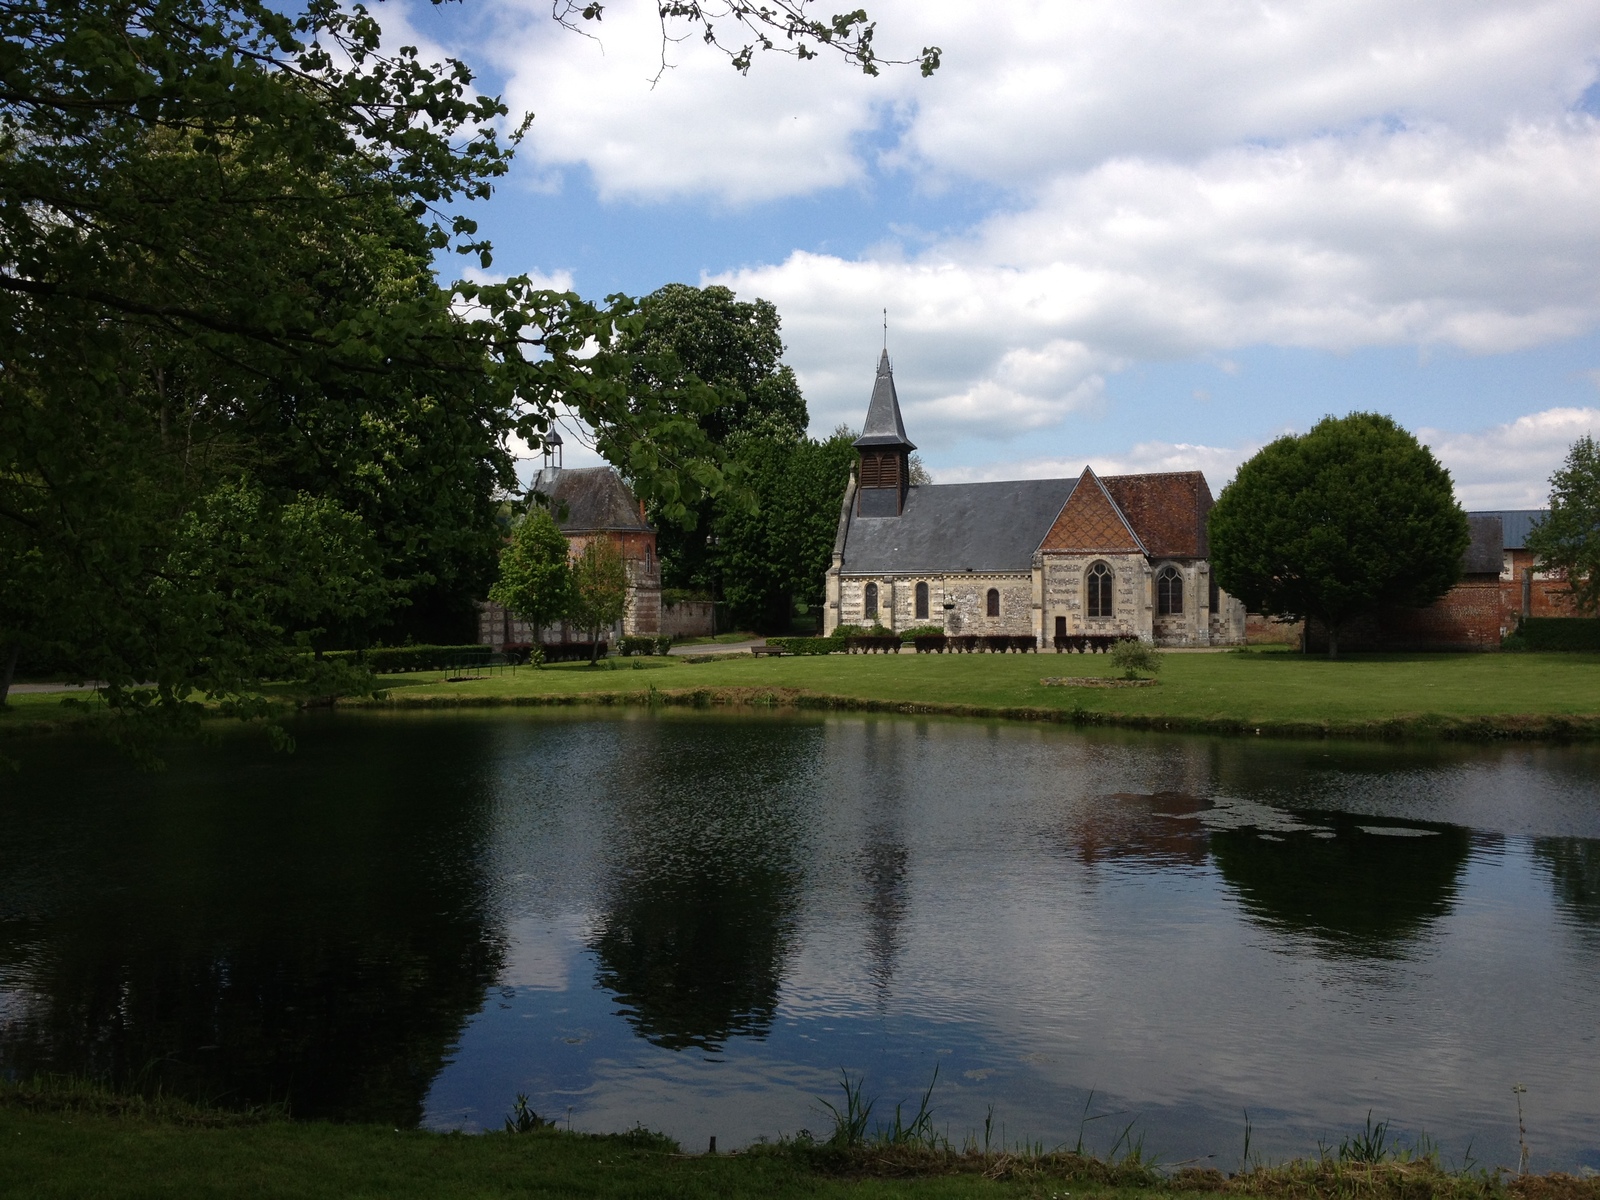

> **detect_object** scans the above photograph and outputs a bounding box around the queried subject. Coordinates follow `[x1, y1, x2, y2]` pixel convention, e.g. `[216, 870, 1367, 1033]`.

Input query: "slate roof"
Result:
[1040, 468, 1144, 554]
[840, 478, 1078, 574]
[1468, 509, 1546, 550]
[853, 350, 916, 450]
[1102, 472, 1213, 558]
[531, 466, 651, 533]
[1463, 514, 1504, 575]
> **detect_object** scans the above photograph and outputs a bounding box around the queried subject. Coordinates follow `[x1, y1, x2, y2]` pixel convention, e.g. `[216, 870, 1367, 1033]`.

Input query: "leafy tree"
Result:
[569, 538, 629, 663]
[0, 0, 727, 726]
[1209, 413, 1469, 658]
[489, 508, 575, 637]
[714, 430, 858, 632]
[1526, 434, 1600, 614]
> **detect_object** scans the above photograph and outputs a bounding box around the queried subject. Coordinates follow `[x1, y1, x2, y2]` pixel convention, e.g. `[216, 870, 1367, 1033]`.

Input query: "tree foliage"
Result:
[569, 538, 630, 662]
[1209, 413, 1469, 658]
[489, 508, 575, 632]
[0, 0, 729, 722]
[1526, 434, 1600, 614]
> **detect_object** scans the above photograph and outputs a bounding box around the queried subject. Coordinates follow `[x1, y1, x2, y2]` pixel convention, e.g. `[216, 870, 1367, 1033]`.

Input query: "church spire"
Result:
[854, 349, 915, 517]
[854, 349, 916, 451]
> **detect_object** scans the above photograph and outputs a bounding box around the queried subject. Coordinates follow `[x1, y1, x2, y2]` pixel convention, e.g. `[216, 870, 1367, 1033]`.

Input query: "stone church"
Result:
[823, 352, 1247, 646]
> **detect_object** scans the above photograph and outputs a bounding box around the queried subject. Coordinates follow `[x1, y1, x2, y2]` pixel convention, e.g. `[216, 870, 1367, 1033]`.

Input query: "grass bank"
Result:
[3, 1082, 1595, 1200]
[345, 648, 1600, 742]
[4, 649, 1597, 743]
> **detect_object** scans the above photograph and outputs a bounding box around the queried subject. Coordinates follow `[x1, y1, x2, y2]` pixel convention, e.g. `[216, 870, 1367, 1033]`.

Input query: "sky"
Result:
[396, 0, 1600, 508]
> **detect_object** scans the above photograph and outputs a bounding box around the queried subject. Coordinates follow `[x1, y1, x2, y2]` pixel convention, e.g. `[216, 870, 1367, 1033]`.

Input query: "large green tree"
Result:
[714, 429, 859, 631]
[488, 508, 574, 636]
[0, 0, 731, 723]
[569, 538, 629, 663]
[1209, 413, 1469, 658]
[1526, 434, 1600, 614]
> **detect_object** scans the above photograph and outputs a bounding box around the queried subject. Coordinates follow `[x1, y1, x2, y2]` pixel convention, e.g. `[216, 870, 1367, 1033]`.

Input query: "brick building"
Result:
[477, 460, 663, 650]
[1261, 509, 1574, 652]
[822, 352, 1248, 646]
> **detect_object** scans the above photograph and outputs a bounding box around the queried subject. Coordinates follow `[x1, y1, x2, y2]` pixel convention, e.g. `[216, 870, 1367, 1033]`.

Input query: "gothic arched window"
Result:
[1087, 562, 1113, 618]
[915, 581, 930, 620]
[864, 582, 879, 619]
[1157, 566, 1184, 615]
[986, 588, 1000, 617]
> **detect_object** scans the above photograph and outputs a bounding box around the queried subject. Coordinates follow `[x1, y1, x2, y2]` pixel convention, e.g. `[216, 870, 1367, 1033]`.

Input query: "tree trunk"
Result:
[0, 641, 17, 708]
[589, 629, 600, 665]
[1327, 624, 1340, 660]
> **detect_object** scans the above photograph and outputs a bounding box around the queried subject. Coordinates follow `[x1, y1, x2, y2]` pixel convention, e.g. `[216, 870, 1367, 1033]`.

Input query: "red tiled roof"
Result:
[1040, 468, 1144, 553]
[1101, 472, 1213, 558]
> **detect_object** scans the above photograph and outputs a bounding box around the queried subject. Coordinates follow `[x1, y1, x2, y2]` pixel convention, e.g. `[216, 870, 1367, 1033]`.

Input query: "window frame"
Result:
[915, 581, 930, 620]
[986, 588, 1000, 618]
[1086, 562, 1113, 619]
[864, 582, 879, 619]
[1157, 565, 1184, 616]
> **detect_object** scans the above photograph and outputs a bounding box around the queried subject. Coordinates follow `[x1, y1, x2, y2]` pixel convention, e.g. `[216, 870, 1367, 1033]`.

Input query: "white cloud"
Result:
[936, 440, 1263, 498]
[1422, 406, 1600, 509]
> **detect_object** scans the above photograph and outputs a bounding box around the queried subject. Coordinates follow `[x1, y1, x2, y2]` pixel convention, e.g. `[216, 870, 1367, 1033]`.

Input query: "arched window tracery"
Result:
[986, 588, 1000, 617]
[864, 582, 879, 619]
[1157, 566, 1184, 616]
[1087, 562, 1113, 619]
[915, 581, 930, 620]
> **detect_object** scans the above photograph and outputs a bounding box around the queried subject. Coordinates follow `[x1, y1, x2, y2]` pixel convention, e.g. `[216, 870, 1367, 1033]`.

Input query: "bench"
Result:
[750, 644, 788, 657]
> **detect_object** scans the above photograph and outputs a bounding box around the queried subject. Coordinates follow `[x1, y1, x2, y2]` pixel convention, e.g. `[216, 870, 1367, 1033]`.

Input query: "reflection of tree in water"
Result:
[0, 721, 504, 1126]
[590, 723, 809, 1052]
[1534, 837, 1600, 945]
[1210, 817, 1471, 958]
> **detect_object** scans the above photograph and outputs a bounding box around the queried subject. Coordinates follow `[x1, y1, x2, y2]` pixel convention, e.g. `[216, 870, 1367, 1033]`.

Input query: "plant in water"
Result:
[818, 1070, 874, 1149]
[1513, 1083, 1530, 1174]
[1339, 1111, 1392, 1163]
[504, 1094, 546, 1133]
[881, 1063, 940, 1148]
[1110, 639, 1161, 680]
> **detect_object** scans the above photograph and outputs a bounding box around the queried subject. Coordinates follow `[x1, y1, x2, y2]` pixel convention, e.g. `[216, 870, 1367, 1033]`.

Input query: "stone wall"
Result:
[1042, 553, 1151, 641]
[660, 600, 717, 638]
[835, 575, 1034, 636]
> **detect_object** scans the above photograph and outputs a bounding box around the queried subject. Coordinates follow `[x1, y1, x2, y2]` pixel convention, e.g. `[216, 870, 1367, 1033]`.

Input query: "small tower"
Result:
[854, 350, 916, 517]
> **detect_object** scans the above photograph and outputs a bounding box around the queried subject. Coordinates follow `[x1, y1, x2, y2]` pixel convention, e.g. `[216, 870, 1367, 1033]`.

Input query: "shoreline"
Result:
[341, 685, 1600, 743]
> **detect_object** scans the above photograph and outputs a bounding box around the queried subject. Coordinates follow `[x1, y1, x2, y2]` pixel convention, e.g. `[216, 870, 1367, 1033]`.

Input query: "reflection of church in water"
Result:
[825, 352, 1248, 646]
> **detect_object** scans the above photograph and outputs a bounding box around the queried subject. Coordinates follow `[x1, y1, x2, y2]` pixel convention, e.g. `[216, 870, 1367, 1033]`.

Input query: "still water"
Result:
[2, 712, 1598, 1169]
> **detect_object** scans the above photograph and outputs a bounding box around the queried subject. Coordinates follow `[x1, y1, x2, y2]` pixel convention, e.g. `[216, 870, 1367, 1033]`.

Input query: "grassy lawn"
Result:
[0, 1102, 1562, 1200]
[5, 649, 1597, 740]
[356, 648, 1600, 736]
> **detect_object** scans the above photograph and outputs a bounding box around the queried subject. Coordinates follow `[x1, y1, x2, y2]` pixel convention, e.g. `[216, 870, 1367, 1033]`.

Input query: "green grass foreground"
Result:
[344, 647, 1600, 741]
[4, 1085, 1598, 1200]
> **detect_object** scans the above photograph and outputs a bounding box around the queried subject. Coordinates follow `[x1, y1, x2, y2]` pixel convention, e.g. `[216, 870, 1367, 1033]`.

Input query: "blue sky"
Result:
[403, 0, 1600, 507]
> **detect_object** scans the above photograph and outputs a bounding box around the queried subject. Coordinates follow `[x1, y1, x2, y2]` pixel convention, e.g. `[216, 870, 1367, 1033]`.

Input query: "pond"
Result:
[2, 711, 1598, 1170]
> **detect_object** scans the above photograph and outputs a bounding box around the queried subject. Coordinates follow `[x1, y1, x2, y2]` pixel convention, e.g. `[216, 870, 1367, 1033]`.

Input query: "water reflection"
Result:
[1534, 837, 1600, 945]
[589, 724, 809, 1052]
[0, 723, 503, 1124]
[1210, 816, 1471, 958]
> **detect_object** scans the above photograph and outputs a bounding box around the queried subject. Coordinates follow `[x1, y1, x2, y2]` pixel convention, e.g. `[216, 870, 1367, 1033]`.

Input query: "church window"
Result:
[865, 582, 879, 619]
[1157, 566, 1184, 615]
[915, 581, 929, 619]
[1087, 562, 1113, 618]
[986, 588, 1000, 617]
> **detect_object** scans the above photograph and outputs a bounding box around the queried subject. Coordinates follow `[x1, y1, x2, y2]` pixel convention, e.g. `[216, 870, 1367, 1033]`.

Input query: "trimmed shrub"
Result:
[336, 644, 490, 674]
[1110, 638, 1162, 679]
[656, 635, 674, 656]
[845, 636, 902, 654]
[1053, 635, 1087, 653]
[619, 636, 669, 656]
[912, 635, 948, 653]
[832, 624, 869, 638]
[766, 637, 839, 655]
[983, 635, 1013, 653]
[899, 625, 945, 639]
[1509, 617, 1600, 651]
[541, 641, 608, 663]
[1010, 635, 1037, 653]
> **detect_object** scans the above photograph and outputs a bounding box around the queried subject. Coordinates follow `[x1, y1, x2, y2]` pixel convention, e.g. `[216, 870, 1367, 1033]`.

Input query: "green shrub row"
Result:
[327, 645, 489, 673]
[1507, 617, 1600, 651]
[765, 637, 839, 655]
[619, 636, 675, 656]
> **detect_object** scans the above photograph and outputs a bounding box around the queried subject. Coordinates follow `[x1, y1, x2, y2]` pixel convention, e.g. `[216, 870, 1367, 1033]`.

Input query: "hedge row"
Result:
[619, 636, 675, 657]
[765, 637, 839, 655]
[329, 645, 489, 673]
[1509, 617, 1600, 652]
